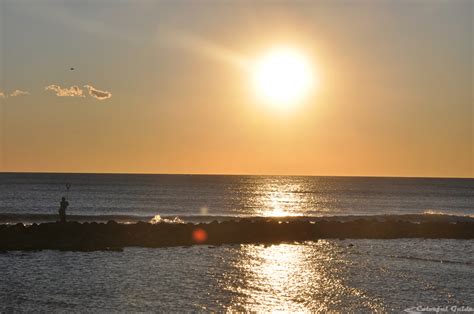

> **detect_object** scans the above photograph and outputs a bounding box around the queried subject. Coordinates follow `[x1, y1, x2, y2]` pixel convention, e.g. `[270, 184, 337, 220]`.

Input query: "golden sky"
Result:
[0, 0, 472, 177]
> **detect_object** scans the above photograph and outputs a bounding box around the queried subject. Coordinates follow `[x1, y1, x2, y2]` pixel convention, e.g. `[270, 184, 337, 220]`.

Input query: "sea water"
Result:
[0, 173, 473, 311]
[0, 240, 472, 311]
[1, 173, 473, 222]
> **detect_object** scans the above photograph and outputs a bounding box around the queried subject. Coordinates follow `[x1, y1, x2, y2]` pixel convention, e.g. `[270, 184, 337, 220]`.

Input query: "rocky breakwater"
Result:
[0, 219, 473, 251]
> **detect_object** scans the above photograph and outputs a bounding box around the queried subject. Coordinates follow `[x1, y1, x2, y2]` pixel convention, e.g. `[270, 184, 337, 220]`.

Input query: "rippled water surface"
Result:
[2, 174, 473, 310]
[1, 174, 473, 221]
[1, 239, 473, 312]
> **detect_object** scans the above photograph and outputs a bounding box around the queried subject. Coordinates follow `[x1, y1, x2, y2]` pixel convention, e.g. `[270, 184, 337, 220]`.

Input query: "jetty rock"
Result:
[0, 219, 472, 251]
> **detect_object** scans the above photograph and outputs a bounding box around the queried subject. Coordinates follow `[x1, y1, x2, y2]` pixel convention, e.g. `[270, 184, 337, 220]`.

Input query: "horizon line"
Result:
[0, 171, 472, 180]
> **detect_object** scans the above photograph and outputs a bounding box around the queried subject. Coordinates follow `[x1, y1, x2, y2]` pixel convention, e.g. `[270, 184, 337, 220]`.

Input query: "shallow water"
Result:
[1, 239, 473, 312]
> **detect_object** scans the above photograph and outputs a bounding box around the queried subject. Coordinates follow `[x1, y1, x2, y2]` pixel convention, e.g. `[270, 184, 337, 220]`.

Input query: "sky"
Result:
[0, 0, 472, 177]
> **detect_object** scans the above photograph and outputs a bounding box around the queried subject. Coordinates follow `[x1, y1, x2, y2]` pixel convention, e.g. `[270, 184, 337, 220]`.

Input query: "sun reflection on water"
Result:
[223, 241, 384, 312]
[236, 177, 338, 217]
[258, 183, 306, 217]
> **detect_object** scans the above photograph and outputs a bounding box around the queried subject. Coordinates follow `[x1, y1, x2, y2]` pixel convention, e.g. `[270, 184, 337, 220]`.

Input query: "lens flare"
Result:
[192, 228, 208, 243]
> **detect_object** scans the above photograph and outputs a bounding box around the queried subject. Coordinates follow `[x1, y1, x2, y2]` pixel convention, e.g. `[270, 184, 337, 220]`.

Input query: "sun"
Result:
[252, 47, 316, 108]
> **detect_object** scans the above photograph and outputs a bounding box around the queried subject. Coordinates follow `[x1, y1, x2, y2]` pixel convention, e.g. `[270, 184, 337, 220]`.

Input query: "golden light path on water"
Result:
[249, 179, 330, 217]
[264, 186, 303, 217]
[221, 242, 385, 312]
[219, 179, 383, 311]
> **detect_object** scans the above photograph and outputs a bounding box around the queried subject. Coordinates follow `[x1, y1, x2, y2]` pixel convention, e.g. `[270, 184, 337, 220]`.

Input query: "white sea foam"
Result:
[149, 214, 184, 224]
[423, 209, 474, 218]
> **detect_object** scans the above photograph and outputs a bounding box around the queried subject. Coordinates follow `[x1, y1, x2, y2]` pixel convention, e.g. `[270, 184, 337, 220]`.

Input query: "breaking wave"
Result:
[423, 209, 474, 218]
[149, 215, 184, 224]
[1, 212, 473, 225]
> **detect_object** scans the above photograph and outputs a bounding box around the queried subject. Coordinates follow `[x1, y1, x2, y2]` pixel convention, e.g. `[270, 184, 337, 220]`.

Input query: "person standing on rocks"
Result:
[59, 197, 69, 223]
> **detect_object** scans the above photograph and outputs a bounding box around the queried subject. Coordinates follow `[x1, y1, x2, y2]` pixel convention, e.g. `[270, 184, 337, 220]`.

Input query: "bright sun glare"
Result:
[252, 48, 316, 108]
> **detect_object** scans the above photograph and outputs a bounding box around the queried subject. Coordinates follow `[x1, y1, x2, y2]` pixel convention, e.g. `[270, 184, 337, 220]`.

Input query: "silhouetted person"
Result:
[59, 197, 69, 223]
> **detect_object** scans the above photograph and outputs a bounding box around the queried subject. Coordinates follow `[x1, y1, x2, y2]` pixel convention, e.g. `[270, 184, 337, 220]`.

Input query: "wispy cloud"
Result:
[45, 85, 85, 97]
[84, 85, 112, 100]
[10, 90, 30, 97]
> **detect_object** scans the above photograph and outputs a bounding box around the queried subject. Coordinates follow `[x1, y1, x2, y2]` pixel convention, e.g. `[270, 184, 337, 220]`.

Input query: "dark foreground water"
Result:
[1, 240, 473, 312]
[1, 173, 473, 311]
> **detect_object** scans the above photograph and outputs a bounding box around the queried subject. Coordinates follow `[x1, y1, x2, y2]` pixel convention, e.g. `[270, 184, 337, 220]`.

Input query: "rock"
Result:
[0, 219, 472, 251]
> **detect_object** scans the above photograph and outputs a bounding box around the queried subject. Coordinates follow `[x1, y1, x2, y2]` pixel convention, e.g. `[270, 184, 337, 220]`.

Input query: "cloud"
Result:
[83, 85, 112, 100]
[10, 90, 30, 97]
[45, 85, 85, 97]
[0, 91, 5, 99]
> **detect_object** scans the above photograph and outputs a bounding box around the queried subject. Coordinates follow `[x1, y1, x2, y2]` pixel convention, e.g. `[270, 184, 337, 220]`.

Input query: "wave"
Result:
[149, 215, 184, 224]
[386, 254, 473, 265]
[423, 209, 474, 218]
[350, 251, 473, 265]
[0, 213, 244, 224]
[1, 212, 473, 224]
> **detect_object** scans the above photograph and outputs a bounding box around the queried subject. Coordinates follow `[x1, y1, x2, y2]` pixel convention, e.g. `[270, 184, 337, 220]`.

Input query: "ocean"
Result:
[1, 173, 473, 311]
[1, 173, 473, 223]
